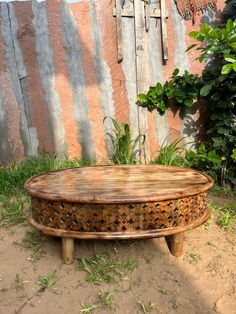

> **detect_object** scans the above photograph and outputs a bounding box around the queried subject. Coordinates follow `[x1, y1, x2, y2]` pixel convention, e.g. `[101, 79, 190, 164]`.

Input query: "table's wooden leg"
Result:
[165, 232, 184, 257]
[62, 238, 74, 264]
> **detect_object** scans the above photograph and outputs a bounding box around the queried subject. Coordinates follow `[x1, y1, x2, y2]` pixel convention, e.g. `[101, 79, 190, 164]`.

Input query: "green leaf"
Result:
[217, 127, 229, 135]
[198, 143, 206, 154]
[226, 19, 233, 32]
[200, 84, 212, 96]
[172, 68, 179, 76]
[231, 148, 236, 160]
[137, 93, 148, 104]
[228, 34, 236, 42]
[224, 54, 236, 63]
[221, 63, 233, 74]
[155, 82, 162, 91]
[189, 31, 199, 39]
[185, 44, 197, 52]
[184, 99, 193, 106]
[158, 100, 167, 113]
[207, 150, 222, 164]
[218, 75, 226, 82]
[233, 62, 236, 72]
[229, 42, 236, 49]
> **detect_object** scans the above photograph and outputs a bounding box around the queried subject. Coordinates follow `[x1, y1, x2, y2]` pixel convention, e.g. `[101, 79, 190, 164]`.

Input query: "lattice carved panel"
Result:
[31, 192, 207, 233]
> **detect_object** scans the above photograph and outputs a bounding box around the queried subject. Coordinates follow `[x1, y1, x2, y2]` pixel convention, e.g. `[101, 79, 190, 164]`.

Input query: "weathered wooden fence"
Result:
[0, 0, 224, 164]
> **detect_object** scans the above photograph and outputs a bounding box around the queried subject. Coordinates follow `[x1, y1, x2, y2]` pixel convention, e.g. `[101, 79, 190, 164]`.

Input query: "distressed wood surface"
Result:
[113, 7, 169, 18]
[160, 0, 168, 60]
[134, 1, 149, 163]
[115, 0, 123, 62]
[24, 165, 213, 203]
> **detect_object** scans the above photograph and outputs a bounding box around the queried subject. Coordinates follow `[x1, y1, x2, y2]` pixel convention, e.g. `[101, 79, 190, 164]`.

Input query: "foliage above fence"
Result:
[136, 18, 236, 187]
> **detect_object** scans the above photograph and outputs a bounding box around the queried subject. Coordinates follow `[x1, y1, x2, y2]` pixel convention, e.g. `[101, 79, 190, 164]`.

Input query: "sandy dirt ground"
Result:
[0, 196, 236, 314]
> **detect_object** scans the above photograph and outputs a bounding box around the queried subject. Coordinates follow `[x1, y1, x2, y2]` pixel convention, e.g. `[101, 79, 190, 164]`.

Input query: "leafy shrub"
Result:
[137, 69, 201, 114]
[185, 143, 222, 181]
[189, 19, 236, 186]
[104, 117, 145, 164]
[137, 18, 236, 187]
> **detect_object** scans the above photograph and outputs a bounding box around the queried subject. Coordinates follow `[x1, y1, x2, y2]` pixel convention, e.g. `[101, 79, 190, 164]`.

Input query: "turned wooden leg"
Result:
[62, 238, 74, 264]
[165, 232, 184, 257]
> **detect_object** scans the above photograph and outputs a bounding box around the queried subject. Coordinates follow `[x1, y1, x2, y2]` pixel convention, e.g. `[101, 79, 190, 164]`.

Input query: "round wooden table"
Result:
[24, 165, 213, 264]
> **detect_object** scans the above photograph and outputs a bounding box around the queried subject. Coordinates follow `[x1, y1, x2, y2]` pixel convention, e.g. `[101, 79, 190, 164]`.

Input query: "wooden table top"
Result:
[24, 165, 213, 204]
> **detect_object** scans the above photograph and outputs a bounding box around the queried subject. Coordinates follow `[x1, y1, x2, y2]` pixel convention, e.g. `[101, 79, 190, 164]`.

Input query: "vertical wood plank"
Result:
[134, 0, 149, 163]
[160, 0, 168, 61]
[144, 2, 150, 32]
[115, 0, 123, 62]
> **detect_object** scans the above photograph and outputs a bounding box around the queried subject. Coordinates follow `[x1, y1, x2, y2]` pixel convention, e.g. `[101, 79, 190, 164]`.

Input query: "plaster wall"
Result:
[0, 0, 226, 163]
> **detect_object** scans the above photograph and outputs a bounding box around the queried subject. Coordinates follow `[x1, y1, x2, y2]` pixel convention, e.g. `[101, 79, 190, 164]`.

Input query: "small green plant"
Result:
[80, 304, 98, 313]
[204, 217, 214, 231]
[20, 230, 45, 263]
[22, 230, 42, 248]
[209, 202, 236, 230]
[209, 185, 234, 197]
[136, 300, 159, 313]
[187, 252, 202, 263]
[159, 287, 168, 295]
[76, 252, 137, 285]
[80, 290, 115, 313]
[0, 154, 88, 228]
[123, 257, 138, 271]
[152, 137, 190, 167]
[104, 117, 145, 164]
[137, 68, 201, 114]
[38, 272, 56, 291]
[98, 289, 114, 308]
[14, 274, 27, 290]
[185, 142, 222, 182]
[0, 193, 27, 227]
[171, 300, 178, 310]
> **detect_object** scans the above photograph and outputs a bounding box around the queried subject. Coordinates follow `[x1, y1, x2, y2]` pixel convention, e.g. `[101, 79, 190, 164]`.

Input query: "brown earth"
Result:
[0, 196, 236, 314]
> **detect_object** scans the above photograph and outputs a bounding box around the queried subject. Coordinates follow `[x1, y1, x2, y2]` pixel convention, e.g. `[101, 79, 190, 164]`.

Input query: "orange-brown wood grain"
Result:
[24, 165, 213, 203]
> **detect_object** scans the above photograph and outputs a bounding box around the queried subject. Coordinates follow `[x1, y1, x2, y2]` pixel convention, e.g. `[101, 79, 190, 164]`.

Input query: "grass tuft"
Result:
[80, 304, 97, 314]
[136, 300, 159, 313]
[209, 185, 234, 197]
[14, 274, 27, 290]
[0, 193, 28, 227]
[123, 257, 138, 271]
[151, 137, 190, 167]
[187, 252, 202, 264]
[15, 230, 45, 263]
[38, 272, 56, 291]
[98, 289, 114, 308]
[0, 153, 95, 227]
[76, 252, 137, 285]
[209, 203, 236, 231]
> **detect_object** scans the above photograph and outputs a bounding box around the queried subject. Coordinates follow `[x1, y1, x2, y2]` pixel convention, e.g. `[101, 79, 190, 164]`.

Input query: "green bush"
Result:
[137, 69, 201, 114]
[189, 19, 236, 186]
